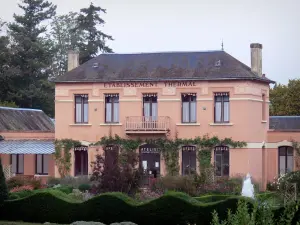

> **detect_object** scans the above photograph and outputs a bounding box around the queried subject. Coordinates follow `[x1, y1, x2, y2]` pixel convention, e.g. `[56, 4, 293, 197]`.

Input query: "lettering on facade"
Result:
[103, 81, 197, 88]
[182, 146, 196, 151]
[164, 81, 196, 87]
[140, 144, 160, 154]
[104, 82, 158, 88]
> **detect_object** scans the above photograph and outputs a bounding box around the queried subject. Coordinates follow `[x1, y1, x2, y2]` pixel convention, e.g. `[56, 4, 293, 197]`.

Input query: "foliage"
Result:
[48, 175, 91, 189]
[0, 191, 254, 225]
[270, 79, 300, 116]
[78, 183, 91, 192]
[5, 0, 57, 117]
[54, 139, 81, 178]
[152, 175, 197, 196]
[211, 200, 299, 225]
[0, 101, 18, 108]
[0, 158, 8, 202]
[48, 12, 86, 78]
[94, 135, 246, 177]
[90, 147, 141, 195]
[6, 176, 42, 190]
[68, 189, 93, 202]
[10, 185, 34, 193]
[74, 2, 114, 64]
[134, 189, 163, 202]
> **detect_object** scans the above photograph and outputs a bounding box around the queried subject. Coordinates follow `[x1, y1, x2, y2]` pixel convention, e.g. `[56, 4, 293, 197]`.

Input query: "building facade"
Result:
[0, 107, 55, 183]
[54, 43, 299, 189]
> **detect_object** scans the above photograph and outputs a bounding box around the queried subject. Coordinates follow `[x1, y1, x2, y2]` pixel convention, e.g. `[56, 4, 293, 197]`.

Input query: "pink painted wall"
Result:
[0, 154, 55, 183]
[0, 131, 54, 140]
[55, 80, 271, 184]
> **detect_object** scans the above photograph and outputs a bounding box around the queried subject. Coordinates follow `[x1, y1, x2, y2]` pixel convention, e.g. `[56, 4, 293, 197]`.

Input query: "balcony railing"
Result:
[125, 116, 170, 134]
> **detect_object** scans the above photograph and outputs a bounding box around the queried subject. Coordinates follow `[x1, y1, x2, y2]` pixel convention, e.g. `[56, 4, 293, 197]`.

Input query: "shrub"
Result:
[78, 183, 91, 192]
[54, 185, 73, 194]
[68, 189, 93, 202]
[47, 176, 91, 189]
[6, 176, 42, 190]
[0, 191, 252, 225]
[90, 149, 140, 195]
[211, 200, 298, 225]
[10, 185, 34, 193]
[0, 158, 8, 202]
[153, 175, 197, 196]
[47, 177, 61, 187]
[6, 177, 24, 190]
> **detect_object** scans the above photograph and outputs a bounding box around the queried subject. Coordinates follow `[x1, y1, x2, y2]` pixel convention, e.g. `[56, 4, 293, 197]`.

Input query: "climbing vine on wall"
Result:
[93, 135, 246, 176]
[54, 139, 81, 178]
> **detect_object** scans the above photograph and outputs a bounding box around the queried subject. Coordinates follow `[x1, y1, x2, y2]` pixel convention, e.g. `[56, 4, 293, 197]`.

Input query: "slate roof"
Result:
[0, 140, 54, 154]
[55, 51, 274, 83]
[0, 107, 54, 132]
[269, 116, 300, 131]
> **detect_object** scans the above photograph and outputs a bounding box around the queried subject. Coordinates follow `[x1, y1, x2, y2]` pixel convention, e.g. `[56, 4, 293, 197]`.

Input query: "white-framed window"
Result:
[75, 94, 88, 123]
[105, 94, 119, 123]
[182, 93, 197, 123]
[214, 93, 229, 123]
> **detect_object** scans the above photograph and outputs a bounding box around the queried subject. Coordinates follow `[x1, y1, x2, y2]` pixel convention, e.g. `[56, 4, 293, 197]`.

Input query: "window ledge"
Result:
[209, 123, 233, 126]
[99, 123, 122, 126]
[69, 124, 92, 126]
[176, 123, 200, 126]
[261, 120, 267, 123]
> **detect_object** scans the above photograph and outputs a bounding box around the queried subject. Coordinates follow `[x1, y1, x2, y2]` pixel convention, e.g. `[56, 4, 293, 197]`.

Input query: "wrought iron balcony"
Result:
[125, 116, 170, 134]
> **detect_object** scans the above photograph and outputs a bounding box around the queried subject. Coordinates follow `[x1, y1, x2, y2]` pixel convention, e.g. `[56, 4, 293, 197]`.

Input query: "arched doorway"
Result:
[139, 143, 160, 185]
[278, 146, 294, 175]
[74, 146, 88, 176]
[182, 145, 196, 175]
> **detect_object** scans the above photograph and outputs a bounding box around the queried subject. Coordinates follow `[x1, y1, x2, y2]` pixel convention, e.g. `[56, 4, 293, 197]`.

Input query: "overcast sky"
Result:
[0, 0, 299, 84]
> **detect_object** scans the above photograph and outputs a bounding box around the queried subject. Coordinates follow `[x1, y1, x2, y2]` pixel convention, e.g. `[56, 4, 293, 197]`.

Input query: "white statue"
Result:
[241, 173, 255, 199]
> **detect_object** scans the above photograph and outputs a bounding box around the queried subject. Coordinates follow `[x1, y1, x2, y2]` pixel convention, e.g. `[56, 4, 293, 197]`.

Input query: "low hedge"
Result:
[0, 191, 246, 225]
[0, 191, 294, 225]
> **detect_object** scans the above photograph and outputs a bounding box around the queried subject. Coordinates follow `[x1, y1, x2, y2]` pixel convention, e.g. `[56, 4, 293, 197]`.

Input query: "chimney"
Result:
[250, 43, 263, 76]
[68, 50, 79, 71]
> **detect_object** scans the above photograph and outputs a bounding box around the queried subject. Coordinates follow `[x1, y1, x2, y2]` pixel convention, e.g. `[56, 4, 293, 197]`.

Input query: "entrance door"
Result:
[74, 147, 88, 176]
[143, 94, 157, 129]
[139, 144, 160, 185]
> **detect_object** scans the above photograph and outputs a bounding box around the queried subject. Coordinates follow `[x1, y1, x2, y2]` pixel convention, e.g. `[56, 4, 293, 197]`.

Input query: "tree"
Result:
[75, 2, 113, 64]
[0, 158, 8, 203]
[48, 12, 86, 78]
[270, 79, 300, 116]
[7, 0, 57, 116]
[0, 19, 16, 105]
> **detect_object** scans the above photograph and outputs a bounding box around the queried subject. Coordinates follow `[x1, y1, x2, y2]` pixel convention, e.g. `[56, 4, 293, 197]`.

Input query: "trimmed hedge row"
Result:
[1, 191, 298, 225]
[0, 191, 249, 225]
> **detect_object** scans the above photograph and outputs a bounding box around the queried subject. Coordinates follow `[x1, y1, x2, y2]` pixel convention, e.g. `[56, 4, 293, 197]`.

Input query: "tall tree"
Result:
[75, 2, 113, 64]
[49, 12, 86, 78]
[0, 19, 16, 105]
[270, 79, 300, 116]
[7, 0, 56, 116]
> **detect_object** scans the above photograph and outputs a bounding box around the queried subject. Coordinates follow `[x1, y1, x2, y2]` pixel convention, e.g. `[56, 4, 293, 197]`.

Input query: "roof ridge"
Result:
[101, 50, 224, 55]
[0, 106, 42, 112]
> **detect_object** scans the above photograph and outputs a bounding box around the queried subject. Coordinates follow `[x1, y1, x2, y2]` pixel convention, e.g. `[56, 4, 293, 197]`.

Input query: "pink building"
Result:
[0, 107, 55, 183]
[54, 43, 299, 189]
